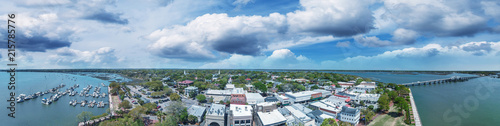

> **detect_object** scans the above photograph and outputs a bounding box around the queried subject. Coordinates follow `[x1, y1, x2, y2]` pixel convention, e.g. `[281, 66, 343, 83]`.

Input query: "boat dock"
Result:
[409, 89, 422, 126]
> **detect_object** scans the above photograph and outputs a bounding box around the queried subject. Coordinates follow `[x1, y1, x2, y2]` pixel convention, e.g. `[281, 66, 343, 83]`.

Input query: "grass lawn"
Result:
[368, 106, 409, 126]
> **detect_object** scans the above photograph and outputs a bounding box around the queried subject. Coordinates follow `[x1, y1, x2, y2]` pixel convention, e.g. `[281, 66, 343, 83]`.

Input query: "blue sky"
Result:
[0, 0, 499, 70]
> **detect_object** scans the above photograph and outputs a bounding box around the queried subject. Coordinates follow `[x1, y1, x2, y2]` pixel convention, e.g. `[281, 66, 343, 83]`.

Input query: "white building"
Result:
[184, 86, 199, 97]
[339, 106, 360, 125]
[205, 104, 226, 126]
[187, 105, 206, 123]
[352, 85, 376, 93]
[309, 100, 342, 118]
[285, 91, 321, 103]
[312, 89, 331, 98]
[284, 106, 316, 126]
[245, 93, 265, 105]
[226, 84, 235, 90]
[277, 95, 291, 105]
[255, 102, 286, 126]
[229, 104, 253, 126]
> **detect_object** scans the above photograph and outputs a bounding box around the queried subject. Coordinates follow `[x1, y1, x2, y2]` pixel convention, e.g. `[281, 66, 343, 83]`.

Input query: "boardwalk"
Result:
[409, 89, 422, 126]
[401, 76, 478, 87]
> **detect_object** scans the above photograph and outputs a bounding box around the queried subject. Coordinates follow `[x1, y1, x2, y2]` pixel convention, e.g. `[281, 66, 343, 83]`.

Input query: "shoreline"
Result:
[409, 89, 422, 126]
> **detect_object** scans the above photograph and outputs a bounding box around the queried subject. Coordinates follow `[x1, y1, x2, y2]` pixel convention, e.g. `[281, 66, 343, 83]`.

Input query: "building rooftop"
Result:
[265, 97, 279, 102]
[185, 86, 198, 90]
[286, 91, 317, 97]
[188, 105, 206, 117]
[232, 88, 245, 94]
[225, 84, 235, 89]
[257, 110, 287, 125]
[292, 104, 312, 114]
[206, 89, 232, 96]
[360, 81, 376, 86]
[230, 104, 253, 117]
[246, 93, 264, 99]
[207, 104, 226, 116]
[284, 106, 313, 122]
[341, 106, 359, 115]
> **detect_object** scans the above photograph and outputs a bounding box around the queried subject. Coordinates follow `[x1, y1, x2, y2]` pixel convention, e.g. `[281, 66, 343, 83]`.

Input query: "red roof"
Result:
[245, 78, 251, 81]
[179, 80, 194, 84]
[345, 98, 351, 102]
[346, 104, 351, 107]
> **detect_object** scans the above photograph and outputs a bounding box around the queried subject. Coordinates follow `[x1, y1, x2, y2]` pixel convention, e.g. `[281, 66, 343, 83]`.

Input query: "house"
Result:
[226, 84, 235, 90]
[339, 106, 360, 125]
[188, 105, 206, 123]
[285, 91, 322, 103]
[293, 79, 309, 83]
[312, 89, 331, 98]
[306, 110, 334, 126]
[178, 80, 194, 87]
[352, 85, 376, 93]
[255, 102, 286, 126]
[229, 104, 253, 126]
[309, 100, 342, 118]
[360, 81, 376, 86]
[206, 89, 232, 103]
[264, 97, 279, 103]
[184, 86, 199, 97]
[231, 88, 247, 105]
[205, 104, 226, 126]
[277, 95, 291, 106]
[245, 93, 265, 105]
[283, 106, 316, 126]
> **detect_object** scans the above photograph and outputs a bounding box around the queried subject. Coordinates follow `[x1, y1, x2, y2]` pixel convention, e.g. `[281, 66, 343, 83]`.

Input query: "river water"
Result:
[336, 72, 500, 126]
[1, 72, 115, 126]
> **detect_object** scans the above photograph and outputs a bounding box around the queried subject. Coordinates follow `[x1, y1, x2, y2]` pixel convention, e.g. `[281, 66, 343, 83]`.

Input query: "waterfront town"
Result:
[64, 69, 432, 126]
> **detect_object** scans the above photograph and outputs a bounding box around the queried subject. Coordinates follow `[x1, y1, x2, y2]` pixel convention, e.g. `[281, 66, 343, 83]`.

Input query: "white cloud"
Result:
[354, 35, 392, 47]
[49, 47, 123, 68]
[200, 49, 315, 69]
[147, 13, 287, 60]
[287, 0, 374, 36]
[321, 41, 500, 70]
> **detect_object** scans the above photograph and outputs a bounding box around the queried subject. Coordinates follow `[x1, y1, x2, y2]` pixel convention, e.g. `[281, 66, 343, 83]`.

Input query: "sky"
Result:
[0, 0, 499, 70]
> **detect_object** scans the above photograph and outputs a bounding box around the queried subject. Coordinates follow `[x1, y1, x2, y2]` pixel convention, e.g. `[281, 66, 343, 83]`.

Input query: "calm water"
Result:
[1, 72, 111, 126]
[337, 72, 500, 126]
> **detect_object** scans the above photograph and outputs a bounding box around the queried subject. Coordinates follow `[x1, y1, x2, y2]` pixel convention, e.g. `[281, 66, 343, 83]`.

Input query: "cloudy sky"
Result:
[1, 0, 499, 70]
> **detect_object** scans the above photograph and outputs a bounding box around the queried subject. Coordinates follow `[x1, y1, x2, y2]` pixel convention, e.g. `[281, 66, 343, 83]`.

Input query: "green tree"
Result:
[170, 93, 181, 101]
[311, 85, 320, 90]
[155, 115, 177, 126]
[189, 91, 197, 98]
[320, 118, 338, 126]
[388, 91, 398, 100]
[119, 100, 132, 109]
[143, 103, 158, 112]
[368, 105, 374, 110]
[360, 100, 365, 106]
[77, 111, 93, 122]
[253, 82, 268, 92]
[378, 94, 390, 112]
[188, 115, 198, 124]
[196, 94, 206, 102]
[129, 106, 147, 120]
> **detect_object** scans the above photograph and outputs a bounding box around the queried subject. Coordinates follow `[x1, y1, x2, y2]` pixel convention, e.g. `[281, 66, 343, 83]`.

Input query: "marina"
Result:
[1, 72, 113, 126]
[15, 83, 107, 108]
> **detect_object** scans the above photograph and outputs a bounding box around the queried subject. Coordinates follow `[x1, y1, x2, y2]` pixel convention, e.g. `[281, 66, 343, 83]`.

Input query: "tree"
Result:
[155, 115, 177, 126]
[129, 106, 147, 120]
[320, 118, 338, 126]
[77, 111, 93, 122]
[164, 88, 173, 96]
[180, 108, 188, 123]
[170, 93, 181, 101]
[196, 94, 206, 102]
[368, 105, 374, 110]
[311, 85, 320, 90]
[253, 82, 268, 92]
[388, 91, 398, 100]
[119, 100, 132, 109]
[189, 91, 197, 98]
[377, 94, 390, 112]
[188, 115, 198, 124]
[219, 100, 224, 104]
[360, 100, 365, 106]
[143, 103, 158, 112]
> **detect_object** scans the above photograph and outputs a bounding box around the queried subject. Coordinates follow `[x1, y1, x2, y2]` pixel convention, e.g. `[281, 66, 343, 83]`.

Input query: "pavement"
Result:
[409, 89, 422, 126]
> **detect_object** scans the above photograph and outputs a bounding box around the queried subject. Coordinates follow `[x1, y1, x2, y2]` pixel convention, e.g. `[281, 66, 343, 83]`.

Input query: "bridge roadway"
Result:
[400, 76, 478, 87]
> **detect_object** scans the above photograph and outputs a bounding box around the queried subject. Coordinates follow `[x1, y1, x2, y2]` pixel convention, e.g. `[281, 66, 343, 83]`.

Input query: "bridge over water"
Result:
[400, 76, 479, 87]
